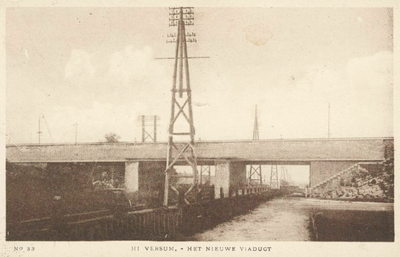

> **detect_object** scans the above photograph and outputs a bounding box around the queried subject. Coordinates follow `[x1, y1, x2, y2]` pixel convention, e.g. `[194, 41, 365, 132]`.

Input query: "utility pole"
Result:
[253, 105, 259, 140]
[163, 7, 198, 206]
[37, 115, 42, 144]
[142, 115, 145, 142]
[328, 102, 331, 139]
[74, 123, 78, 144]
[154, 115, 157, 142]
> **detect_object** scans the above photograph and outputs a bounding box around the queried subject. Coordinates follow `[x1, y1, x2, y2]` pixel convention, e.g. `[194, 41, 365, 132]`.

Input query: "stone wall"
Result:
[311, 160, 394, 202]
[310, 161, 358, 187]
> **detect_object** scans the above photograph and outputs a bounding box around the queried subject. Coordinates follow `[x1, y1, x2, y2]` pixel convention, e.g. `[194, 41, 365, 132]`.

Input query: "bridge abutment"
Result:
[310, 161, 357, 187]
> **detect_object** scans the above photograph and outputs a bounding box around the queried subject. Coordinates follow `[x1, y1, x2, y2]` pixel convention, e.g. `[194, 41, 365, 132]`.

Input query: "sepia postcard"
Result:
[0, 0, 399, 256]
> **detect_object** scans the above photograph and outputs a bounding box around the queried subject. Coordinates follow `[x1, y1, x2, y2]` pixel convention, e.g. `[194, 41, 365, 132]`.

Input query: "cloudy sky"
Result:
[6, 7, 393, 144]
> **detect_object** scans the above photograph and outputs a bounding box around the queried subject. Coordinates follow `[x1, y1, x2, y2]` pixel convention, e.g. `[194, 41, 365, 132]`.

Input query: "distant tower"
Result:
[280, 166, 290, 186]
[199, 165, 211, 185]
[249, 105, 262, 185]
[270, 164, 279, 189]
[138, 115, 160, 142]
[253, 105, 259, 140]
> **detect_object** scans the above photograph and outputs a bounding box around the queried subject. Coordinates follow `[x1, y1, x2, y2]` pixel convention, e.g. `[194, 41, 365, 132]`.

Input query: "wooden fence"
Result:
[7, 185, 273, 241]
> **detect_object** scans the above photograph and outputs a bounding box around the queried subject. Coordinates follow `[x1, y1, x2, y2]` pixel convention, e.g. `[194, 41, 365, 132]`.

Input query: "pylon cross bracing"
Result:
[163, 7, 198, 206]
[199, 165, 211, 185]
[139, 115, 159, 142]
[249, 165, 262, 185]
[270, 164, 279, 189]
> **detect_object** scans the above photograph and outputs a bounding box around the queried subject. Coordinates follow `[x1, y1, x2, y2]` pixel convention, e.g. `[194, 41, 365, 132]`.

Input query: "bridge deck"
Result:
[6, 138, 392, 163]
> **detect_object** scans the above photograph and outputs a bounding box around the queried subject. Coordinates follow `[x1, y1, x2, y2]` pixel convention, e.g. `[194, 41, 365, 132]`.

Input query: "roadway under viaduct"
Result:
[6, 137, 394, 201]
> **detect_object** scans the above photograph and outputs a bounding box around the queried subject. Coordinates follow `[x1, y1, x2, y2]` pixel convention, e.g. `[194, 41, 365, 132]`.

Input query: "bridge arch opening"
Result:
[174, 165, 216, 185]
[246, 164, 310, 191]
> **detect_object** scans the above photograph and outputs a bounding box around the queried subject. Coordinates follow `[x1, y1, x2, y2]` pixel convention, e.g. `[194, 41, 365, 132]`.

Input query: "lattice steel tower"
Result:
[138, 115, 160, 142]
[163, 7, 198, 206]
[280, 165, 290, 186]
[270, 164, 279, 189]
[249, 105, 262, 184]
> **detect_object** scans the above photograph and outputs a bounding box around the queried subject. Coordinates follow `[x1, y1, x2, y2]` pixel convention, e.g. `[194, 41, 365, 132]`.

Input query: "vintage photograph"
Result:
[4, 6, 394, 243]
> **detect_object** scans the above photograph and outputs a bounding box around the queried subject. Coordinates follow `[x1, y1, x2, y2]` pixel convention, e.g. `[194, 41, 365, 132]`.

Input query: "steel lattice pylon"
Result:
[280, 165, 291, 186]
[199, 165, 211, 185]
[139, 115, 159, 142]
[249, 105, 262, 185]
[249, 165, 262, 185]
[163, 7, 198, 206]
[270, 164, 279, 189]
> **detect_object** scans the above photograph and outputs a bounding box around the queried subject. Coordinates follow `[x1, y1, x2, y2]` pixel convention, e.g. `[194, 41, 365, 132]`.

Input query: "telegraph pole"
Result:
[253, 105, 259, 140]
[328, 102, 331, 139]
[154, 115, 157, 142]
[37, 115, 42, 144]
[163, 7, 198, 206]
[142, 115, 145, 142]
[74, 123, 78, 144]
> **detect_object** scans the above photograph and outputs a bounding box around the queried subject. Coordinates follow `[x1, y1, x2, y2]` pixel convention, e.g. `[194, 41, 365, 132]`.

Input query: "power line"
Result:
[42, 115, 53, 143]
[6, 134, 22, 152]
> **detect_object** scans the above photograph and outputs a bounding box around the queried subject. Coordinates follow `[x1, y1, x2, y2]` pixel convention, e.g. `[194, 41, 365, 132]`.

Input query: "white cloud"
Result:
[108, 45, 165, 86]
[346, 51, 393, 95]
[65, 50, 95, 82]
[295, 65, 345, 100]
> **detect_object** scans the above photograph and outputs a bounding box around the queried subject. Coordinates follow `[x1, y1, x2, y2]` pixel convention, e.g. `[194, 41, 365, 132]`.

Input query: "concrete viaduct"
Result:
[6, 137, 394, 199]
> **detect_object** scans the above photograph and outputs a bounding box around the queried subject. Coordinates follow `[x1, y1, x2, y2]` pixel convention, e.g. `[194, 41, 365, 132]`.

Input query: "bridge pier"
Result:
[214, 160, 247, 199]
[125, 161, 140, 202]
[125, 161, 165, 206]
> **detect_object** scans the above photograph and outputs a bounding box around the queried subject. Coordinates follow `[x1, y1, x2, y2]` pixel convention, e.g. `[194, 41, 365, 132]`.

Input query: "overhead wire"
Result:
[42, 115, 54, 143]
[5, 133, 23, 152]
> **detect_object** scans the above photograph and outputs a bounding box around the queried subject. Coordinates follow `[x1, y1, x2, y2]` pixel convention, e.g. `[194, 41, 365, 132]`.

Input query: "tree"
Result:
[104, 133, 121, 143]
